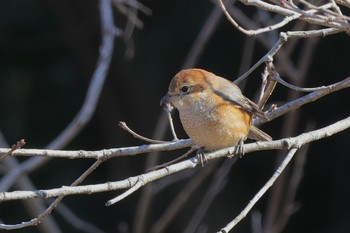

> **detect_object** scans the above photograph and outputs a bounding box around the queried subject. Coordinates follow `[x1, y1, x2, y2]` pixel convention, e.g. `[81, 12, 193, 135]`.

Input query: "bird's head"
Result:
[160, 68, 220, 112]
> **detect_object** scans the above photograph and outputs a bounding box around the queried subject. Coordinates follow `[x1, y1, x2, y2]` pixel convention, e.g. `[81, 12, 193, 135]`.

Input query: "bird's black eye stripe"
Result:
[181, 85, 190, 93]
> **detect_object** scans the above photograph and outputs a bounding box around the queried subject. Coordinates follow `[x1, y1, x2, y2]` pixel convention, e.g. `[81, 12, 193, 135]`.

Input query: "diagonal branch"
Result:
[218, 148, 299, 233]
[0, 158, 104, 230]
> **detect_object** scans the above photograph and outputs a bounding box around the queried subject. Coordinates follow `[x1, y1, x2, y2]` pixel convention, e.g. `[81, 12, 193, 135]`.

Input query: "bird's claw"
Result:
[228, 139, 245, 158]
[196, 148, 208, 166]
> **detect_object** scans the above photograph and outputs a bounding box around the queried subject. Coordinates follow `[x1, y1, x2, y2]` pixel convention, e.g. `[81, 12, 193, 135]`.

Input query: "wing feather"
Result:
[212, 77, 269, 121]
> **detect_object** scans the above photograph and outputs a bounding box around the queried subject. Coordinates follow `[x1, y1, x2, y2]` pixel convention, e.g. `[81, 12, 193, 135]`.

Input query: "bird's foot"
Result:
[228, 139, 245, 158]
[196, 147, 208, 167]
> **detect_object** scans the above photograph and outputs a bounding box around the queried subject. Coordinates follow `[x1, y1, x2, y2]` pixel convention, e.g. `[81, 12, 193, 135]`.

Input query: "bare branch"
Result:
[255, 76, 350, 125]
[1, 115, 349, 204]
[0, 139, 192, 159]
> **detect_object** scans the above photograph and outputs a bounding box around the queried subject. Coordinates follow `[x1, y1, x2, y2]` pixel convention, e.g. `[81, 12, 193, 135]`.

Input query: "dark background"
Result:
[0, 0, 350, 233]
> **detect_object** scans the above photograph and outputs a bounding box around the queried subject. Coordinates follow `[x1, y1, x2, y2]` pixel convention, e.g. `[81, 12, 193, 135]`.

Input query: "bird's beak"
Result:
[160, 94, 174, 113]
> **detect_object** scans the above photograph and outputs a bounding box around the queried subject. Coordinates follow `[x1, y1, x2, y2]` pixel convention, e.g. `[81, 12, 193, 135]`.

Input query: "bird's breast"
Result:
[179, 102, 251, 150]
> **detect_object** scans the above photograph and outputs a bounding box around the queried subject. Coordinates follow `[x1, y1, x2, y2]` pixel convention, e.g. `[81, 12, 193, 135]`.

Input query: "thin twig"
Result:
[147, 147, 197, 172]
[258, 66, 269, 104]
[166, 111, 179, 141]
[0, 139, 25, 160]
[267, 61, 329, 92]
[257, 64, 277, 109]
[270, 131, 310, 233]
[119, 121, 168, 143]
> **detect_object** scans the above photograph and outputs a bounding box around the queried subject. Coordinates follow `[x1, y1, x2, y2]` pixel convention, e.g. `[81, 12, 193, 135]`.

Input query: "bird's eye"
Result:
[181, 85, 190, 94]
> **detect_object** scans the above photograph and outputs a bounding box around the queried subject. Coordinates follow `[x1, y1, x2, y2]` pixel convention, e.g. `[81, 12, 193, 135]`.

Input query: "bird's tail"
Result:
[248, 125, 272, 141]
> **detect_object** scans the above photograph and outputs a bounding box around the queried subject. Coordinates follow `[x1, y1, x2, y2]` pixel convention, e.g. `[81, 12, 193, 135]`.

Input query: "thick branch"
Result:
[1, 116, 349, 202]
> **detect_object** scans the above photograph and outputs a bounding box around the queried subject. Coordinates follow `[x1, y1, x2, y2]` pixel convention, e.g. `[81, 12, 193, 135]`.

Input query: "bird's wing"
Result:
[212, 80, 268, 121]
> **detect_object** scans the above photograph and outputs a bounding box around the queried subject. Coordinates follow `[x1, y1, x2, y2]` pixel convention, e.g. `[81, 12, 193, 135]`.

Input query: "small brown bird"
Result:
[161, 68, 271, 153]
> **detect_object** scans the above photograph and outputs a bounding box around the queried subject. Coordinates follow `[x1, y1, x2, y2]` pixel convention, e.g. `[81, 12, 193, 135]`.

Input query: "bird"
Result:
[160, 68, 271, 154]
